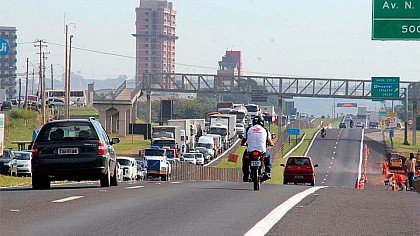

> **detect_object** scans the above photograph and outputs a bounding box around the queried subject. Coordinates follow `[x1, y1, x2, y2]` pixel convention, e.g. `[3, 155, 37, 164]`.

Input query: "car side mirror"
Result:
[280, 164, 285, 167]
[314, 164, 318, 167]
[111, 138, 120, 145]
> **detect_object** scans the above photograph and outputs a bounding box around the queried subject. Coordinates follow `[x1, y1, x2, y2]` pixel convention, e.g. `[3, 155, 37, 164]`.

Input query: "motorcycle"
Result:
[246, 150, 267, 191]
[321, 131, 326, 139]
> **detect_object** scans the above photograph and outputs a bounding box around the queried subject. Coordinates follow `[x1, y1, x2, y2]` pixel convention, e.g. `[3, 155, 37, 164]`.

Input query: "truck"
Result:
[244, 104, 261, 118]
[229, 106, 248, 124]
[151, 126, 182, 151]
[205, 134, 222, 155]
[209, 114, 236, 150]
[217, 102, 234, 112]
[261, 105, 275, 123]
[143, 146, 171, 181]
[197, 135, 217, 162]
[358, 106, 367, 119]
[167, 119, 205, 153]
[368, 111, 380, 129]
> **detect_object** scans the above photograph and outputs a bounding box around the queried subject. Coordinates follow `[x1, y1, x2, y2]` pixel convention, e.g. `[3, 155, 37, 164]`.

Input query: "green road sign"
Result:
[372, 0, 420, 40]
[371, 77, 400, 98]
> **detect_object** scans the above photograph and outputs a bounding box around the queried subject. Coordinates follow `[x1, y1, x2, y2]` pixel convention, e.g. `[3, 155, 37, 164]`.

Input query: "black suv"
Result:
[1, 100, 13, 111]
[31, 118, 120, 189]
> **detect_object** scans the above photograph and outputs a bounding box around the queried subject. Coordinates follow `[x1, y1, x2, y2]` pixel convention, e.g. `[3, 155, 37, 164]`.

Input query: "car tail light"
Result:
[32, 141, 38, 158]
[98, 140, 105, 155]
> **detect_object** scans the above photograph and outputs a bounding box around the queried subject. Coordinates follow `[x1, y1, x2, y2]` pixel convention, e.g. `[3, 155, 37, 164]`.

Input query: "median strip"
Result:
[51, 196, 84, 203]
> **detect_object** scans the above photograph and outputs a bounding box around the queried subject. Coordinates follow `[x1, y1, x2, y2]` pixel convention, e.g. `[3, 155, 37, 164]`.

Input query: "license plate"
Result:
[294, 175, 304, 179]
[58, 148, 79, 155]
[250, 161, 261, 167]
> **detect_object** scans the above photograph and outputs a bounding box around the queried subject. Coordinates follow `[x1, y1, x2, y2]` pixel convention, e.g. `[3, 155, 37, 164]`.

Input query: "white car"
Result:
[194, 153, 205, 165]
[117, 156, 137, 181]
[116, 162, 123, 181]
[181, 153, 197, 165]
[236, 123, 245, 137]
[13, 151, 32, 177]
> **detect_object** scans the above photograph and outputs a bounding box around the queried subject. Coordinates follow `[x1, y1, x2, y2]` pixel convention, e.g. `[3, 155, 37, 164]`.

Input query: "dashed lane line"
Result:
[126, 186, 145, 189]
[52, 196, 84, 203]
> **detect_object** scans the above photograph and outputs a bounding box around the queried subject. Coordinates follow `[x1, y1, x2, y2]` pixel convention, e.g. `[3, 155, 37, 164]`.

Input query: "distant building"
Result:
[0, 26, 17, 100]
[217, 50, 242, 80]
[133, 0, 177, 86]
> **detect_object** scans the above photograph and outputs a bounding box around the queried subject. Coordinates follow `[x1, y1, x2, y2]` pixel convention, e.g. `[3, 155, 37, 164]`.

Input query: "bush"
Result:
[8, 108, 38, 120]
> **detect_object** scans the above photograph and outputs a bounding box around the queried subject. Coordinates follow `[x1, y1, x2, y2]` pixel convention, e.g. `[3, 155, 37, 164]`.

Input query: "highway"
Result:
[1, 123, 419, 236]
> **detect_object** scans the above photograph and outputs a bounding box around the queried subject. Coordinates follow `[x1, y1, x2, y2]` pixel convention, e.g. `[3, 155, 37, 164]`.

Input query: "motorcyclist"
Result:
[321, 126, 326, 137]
[241, 115, 274, 182]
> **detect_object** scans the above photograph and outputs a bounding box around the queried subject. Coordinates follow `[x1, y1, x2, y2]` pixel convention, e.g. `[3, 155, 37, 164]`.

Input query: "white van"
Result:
[116, 156, 137, 181]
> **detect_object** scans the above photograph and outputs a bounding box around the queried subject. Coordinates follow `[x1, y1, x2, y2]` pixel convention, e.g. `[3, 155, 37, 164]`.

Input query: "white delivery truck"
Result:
[168, 119, 196, 153]
[209, 114, 236, 150]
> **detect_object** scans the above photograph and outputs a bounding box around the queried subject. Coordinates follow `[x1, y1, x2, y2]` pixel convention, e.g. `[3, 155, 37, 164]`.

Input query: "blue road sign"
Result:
[389, 129, 394, 138]
[0, 38, 10, 56]
[286, 128, 300, 136]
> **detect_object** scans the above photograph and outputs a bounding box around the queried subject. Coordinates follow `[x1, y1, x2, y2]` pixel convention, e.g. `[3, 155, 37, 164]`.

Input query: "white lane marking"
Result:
[327, 170, 329, 173]
[126, 186, 145, 189]
[323, 178, 326, 181]
[335, 141, 338, 145]
[333, 151, 336, 154]
[52, 196, 84, 203]
[304, 129, 321, 156]
[329, 166, 331, 169]
[357, 129, 365, 182]
[325, 174, 328, 177]
[170, 181, 181, 184]
[245, 186, 327, 236]
[330, 161, 333, 165]
[321, 182, 325, 184]
[331, 157, 334, 160]
[334, 146, 337, 149]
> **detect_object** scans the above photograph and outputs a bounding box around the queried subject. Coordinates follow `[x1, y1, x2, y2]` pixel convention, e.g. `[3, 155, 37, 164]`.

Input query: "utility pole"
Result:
[18, 78, 21, 108]
[64, 23, 76, 119]
[25, 58, 29, 110]
[34, 39, 47, 124]
[50, 64, 53, 90]
[31, 68, 35, 95]
[403, 88, 409, 145]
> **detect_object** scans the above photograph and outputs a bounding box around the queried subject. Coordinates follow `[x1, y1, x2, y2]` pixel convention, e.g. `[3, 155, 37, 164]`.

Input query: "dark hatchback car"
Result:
[281, 156, 318, 186]
[31, 118, 120, 189]
[339, 122, 347, 128]
[1, 100, 13, 111]
[0, 149, 18, 176]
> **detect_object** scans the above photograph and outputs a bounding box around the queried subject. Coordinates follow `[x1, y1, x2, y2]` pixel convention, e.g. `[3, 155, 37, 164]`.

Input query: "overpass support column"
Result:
[99, 110, 107, 130]
[119, 109, 127, 136]
[131, 101, 137, 123]
[278, 96, 283, 143]
[106, 116, 112, 133]
[112, 114, 118, 133]
[413, 100, 417, 145]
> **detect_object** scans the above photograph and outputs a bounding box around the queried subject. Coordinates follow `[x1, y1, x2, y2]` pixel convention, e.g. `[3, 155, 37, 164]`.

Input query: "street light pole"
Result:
[64, 23, 76, 119]
[69, 35, 73, 113]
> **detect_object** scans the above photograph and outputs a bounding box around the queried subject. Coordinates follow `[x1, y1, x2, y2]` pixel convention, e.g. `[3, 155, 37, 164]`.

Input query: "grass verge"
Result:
[383, 129, 420, 158]
[0, 175, 31, 187]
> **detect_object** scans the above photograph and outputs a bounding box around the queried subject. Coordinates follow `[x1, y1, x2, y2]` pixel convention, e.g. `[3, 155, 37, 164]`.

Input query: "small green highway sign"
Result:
[372, 0, 420, 40]
[371, 77, 400, 98]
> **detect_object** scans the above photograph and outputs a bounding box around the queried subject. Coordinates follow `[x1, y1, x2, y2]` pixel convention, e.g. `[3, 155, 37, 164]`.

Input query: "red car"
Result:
[281, 156, 318, 186]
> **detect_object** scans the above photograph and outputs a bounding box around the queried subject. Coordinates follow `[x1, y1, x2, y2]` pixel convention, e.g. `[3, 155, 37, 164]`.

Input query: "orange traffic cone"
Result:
[355, 178, 360, 189]
[359, 180, 365, 189]
[391, 180, 397, 191]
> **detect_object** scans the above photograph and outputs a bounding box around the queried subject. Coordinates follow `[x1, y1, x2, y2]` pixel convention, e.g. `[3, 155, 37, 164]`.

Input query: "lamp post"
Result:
[64, 23, 76, 119]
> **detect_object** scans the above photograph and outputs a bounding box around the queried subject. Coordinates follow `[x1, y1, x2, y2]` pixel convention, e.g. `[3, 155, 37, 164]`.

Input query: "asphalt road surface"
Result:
[1, 180, 418, 236]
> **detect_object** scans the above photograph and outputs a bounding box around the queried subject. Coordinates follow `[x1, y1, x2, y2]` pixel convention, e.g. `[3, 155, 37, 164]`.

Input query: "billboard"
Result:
[336, 103, 358, 107]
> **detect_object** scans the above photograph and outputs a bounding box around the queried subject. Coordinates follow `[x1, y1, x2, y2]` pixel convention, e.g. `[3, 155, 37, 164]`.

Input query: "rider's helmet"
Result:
[252, 115, 265, 127]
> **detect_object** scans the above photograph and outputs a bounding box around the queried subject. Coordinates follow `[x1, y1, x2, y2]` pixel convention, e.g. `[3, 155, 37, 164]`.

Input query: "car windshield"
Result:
[198, 143, 213, 149]
[38, 122, 98, 141]
[288, 158, 310, 166]
[183, 154, 194, 159]
[117, 159, 131, 166]
[13, 152, 31, 160]
[194, 154, 202, 158]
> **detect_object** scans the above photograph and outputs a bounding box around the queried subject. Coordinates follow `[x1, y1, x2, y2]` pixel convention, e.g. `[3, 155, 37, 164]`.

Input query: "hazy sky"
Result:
[2, 0, 420, 83]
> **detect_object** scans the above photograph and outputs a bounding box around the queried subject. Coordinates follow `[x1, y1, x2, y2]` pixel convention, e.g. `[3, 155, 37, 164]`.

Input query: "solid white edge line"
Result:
[283, 133, 307, 159]
[204, 139, 241, 167]
[304, 129, 321, 156]
[52, 196, 84, 203]
[357, 129, 365, 182]
[245, 186, 327, 236]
